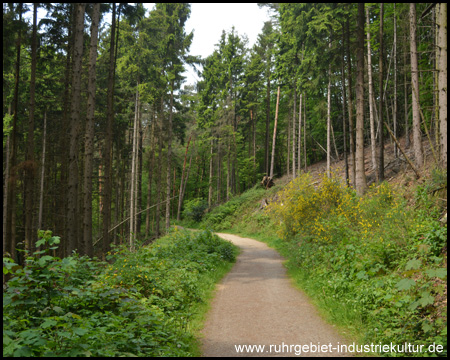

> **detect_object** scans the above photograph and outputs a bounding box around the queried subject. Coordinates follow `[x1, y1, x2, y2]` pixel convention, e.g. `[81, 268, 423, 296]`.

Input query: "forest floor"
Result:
[278, 134, 437, 190]
[201, 233, 350, 357]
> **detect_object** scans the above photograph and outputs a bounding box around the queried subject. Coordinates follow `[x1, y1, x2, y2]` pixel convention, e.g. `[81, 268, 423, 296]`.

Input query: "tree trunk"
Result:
[346, 14, 356, 187]
[409, 3, 424, 168]
[165, 83, 174, 230]
[393, 3, 398, 158]
[327, 38, 332, 178]
[137, 116, 143, 234]
[265, 77, 271, 175]
[292, 86, 296, 179]
[82, 2, 100, 257]
[3, 118, 11, 256]
[252, 109, 257, 183]
[155, 97, 164, 238]
[67, 3, 86, 255]
[341, 23, 349, 185]
[270, 85, 281, 179]
[377, 3, 385, 182]
[216, 139, 221, 203]
[437, 3, 447, 168]
[208, 137, 214, 207]
[6, 4, 23, 260]
[366, 6, 377, 172]
[287, 101, 291, 177]
[102, 3, 116, 257]
[145, 110, 156, 237]
[178, 135, 192, 220]
[356, 3, 367, 195]
[298, 93, 302, 175]
[129, 84, 139, 251]
[38, 111, 47, 231]
[404, 49, 410, 149]
[24, 4, 38, 252]
[303, 93, 307, 170]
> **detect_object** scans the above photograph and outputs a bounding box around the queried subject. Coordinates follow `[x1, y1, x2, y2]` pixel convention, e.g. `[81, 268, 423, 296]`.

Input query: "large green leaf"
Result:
[395, 278, 416, 291]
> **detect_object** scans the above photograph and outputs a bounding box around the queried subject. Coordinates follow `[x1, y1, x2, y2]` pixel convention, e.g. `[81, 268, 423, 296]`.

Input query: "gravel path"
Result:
[201, 233, 349, 357]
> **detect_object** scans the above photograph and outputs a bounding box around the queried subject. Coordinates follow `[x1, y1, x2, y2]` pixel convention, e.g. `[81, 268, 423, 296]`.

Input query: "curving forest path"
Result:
[201, 233, 350, 357]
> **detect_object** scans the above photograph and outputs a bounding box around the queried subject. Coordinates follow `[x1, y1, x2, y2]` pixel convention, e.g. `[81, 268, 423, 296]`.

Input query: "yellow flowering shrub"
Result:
[268, 171, 350, 241]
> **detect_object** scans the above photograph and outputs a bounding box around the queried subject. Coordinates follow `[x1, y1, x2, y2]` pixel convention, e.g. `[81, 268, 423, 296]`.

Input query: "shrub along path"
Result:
[201, 233, 349, 357]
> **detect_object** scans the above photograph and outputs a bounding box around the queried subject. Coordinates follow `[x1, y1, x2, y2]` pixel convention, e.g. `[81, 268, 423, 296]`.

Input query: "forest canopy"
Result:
[2, 3, 447, 259]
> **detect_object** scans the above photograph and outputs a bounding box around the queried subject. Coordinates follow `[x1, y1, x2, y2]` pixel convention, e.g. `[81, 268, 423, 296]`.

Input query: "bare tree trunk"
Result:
[67, 3, 86, 255]
[327, 39, 332, 178]
[8, 4, 23, 259]
[346, 14, 356, 187]
[165, 83, 174, 230]
[404, 49, 410, 148]
[366, 6, 377, 172]
[6, 3, 22, 255]
[298, 93, 302, 174]
[178, 135, 192, 220]
[216, 140, 221, 203]
[102, 3, 116, 257]
[155, 99, 164, 238]
[183, 155, 193, 203]
[356, 3, 367, 195]
[252, 110, 257, 183]
[377, 3, 385, 182]
[82, 3, 100, 257]
[145, 110, 156, 237]
[287, 102, 291, 177]
[341, 23, 349, 185]
[437, 3, 447, 168]
[38, 111, 47, 231]
[3, 115, 11, 255]
[208, 137, 214, 207]
[393, 3, 398, 158]
[136, 119, 143, 233]
[304, 93, 307, 170]
[24, 3, 38, 253]
[129, 85, 139, 251]
[270, 85, 281, 179]
[410, 3, 424, 168]
[265, 77, 271, 175]
[227, 138, 231, 201]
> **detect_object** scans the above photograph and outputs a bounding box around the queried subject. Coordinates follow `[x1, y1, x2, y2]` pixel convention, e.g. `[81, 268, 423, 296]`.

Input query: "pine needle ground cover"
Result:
[210, 170, 447, 357]
[3, 229, 238, 357]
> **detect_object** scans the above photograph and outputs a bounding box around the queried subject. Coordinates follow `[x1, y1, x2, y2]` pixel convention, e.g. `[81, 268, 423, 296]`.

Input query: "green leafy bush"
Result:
[3, 229, 238, 357]
[183, 198, 208, 222]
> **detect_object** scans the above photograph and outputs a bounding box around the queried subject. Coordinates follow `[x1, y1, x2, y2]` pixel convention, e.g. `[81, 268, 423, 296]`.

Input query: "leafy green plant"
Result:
[183, 198, 208, 222]
[3, 229, 238, 357]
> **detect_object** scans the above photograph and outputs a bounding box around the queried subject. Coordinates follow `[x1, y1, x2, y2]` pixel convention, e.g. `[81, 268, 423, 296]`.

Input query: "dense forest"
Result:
[3, 3, 447, 260]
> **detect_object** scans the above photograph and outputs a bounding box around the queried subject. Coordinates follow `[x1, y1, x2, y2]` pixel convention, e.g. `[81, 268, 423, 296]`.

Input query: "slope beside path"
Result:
[201, 233, 350, 357]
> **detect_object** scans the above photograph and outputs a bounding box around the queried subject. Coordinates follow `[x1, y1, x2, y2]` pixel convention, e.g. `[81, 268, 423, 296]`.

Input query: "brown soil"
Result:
[277, 135, 438, 189]
[201, 233, 350, 357]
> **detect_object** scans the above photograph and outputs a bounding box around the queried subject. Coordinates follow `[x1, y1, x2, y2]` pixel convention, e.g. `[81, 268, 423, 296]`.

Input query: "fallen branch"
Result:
[94, 195, 179, 246]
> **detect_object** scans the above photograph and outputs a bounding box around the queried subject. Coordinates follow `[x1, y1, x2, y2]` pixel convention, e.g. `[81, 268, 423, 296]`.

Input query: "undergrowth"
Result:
[3, 229, 238, 357]
[201, 170, 447, 357]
